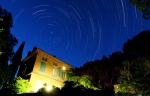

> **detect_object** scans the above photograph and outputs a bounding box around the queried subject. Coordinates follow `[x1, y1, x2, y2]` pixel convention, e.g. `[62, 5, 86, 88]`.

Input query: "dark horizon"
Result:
[1, 0, 150, 67]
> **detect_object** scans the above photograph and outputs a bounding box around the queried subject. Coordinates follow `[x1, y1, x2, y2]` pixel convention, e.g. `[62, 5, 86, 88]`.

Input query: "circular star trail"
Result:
[1, 0, 150, 67]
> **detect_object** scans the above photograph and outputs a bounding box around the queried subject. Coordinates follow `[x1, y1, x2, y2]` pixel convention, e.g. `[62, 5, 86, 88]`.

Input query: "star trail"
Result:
[1, 0, 150, 67]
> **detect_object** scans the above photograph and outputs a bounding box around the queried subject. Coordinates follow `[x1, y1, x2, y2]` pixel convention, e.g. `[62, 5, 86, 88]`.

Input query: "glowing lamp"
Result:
[114, 84, 120, 93]
[46, 85, 53, 92]
[34, 80, 44, 92]
[62, 66, 66, 70]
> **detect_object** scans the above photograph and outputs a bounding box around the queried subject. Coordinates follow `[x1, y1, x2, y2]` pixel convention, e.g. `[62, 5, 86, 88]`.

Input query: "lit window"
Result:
[58, 68, 66, 79]
[52, 68, 59, 76]
[40, 62, 46, 72]
[62, 71, 66, 79]
[52, 68, 56, 76]
[52, 67, 66, 79]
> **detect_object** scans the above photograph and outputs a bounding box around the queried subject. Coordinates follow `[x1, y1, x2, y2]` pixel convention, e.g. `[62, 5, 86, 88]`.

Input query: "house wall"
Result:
[28, 49, 71, 92]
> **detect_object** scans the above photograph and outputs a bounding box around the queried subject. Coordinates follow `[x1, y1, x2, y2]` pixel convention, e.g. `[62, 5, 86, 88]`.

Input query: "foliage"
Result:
[130, 0, 150, 19]
[9, 41, 25, 82]
[61, 81, 88, 96]
[15, 77, 31, 94]
[75, 31, 150, 95]
[0, 6, 18, 62]
[118, 31, 150, 95]
[117, 63, 137, 94]
[60, 81, 114, 96]
[123, 31, 150, 60]
[119, 82, 138, 94]
[7, 77, 31, 94]
[116, 59, 150, 95]
[75, 55, 122, 91]
[68, 75, 98, 90]
[0, 7, 18, 88]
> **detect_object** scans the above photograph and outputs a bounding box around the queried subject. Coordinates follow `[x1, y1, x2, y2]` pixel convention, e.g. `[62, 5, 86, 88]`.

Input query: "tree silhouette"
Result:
[130, 0, 150, 19]
[123, 31, 150, 60]
[75, 31, 150, 95]
[0, 7, 18, 89]
[76, 57, 116, 92]
[10, 41, 25, 81]
[111, 31, 150, 95]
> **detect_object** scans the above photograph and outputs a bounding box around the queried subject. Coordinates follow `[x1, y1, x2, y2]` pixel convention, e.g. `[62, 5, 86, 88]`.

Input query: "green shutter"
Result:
[40, 62, 46, 72]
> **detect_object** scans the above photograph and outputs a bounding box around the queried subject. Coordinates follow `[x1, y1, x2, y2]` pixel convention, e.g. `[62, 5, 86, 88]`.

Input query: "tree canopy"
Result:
[0, 7, 18, 89]
[130, 0, 150, 19]
[123, 31, 150, 59]
[75, 30, 150, 95]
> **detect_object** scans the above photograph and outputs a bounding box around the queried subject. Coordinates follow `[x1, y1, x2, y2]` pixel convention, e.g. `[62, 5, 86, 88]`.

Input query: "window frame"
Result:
[40, 62, 46, 73]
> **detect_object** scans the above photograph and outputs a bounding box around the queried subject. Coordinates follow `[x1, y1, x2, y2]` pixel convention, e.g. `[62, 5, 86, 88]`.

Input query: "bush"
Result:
[2, 77, 31, 94]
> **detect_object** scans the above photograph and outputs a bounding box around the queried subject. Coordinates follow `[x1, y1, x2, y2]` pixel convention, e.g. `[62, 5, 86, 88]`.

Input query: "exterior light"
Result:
[114, 84, 120, 93]
[62, 66, 66, 70]
[0, 52, 4, 55]
[34, 80, 44, 92]
[46, 85, 53, 92]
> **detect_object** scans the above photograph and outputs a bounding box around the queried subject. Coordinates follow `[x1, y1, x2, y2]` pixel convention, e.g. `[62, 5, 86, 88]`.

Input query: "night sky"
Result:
[1, 0, 150, 67]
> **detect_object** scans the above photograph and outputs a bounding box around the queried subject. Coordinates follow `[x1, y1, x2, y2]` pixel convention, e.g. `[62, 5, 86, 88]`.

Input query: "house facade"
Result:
[18, 47, 71, 92]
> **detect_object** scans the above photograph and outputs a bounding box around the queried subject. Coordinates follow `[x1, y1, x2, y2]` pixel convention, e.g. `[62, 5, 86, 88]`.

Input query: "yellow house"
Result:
[18, 47, 71, 92]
